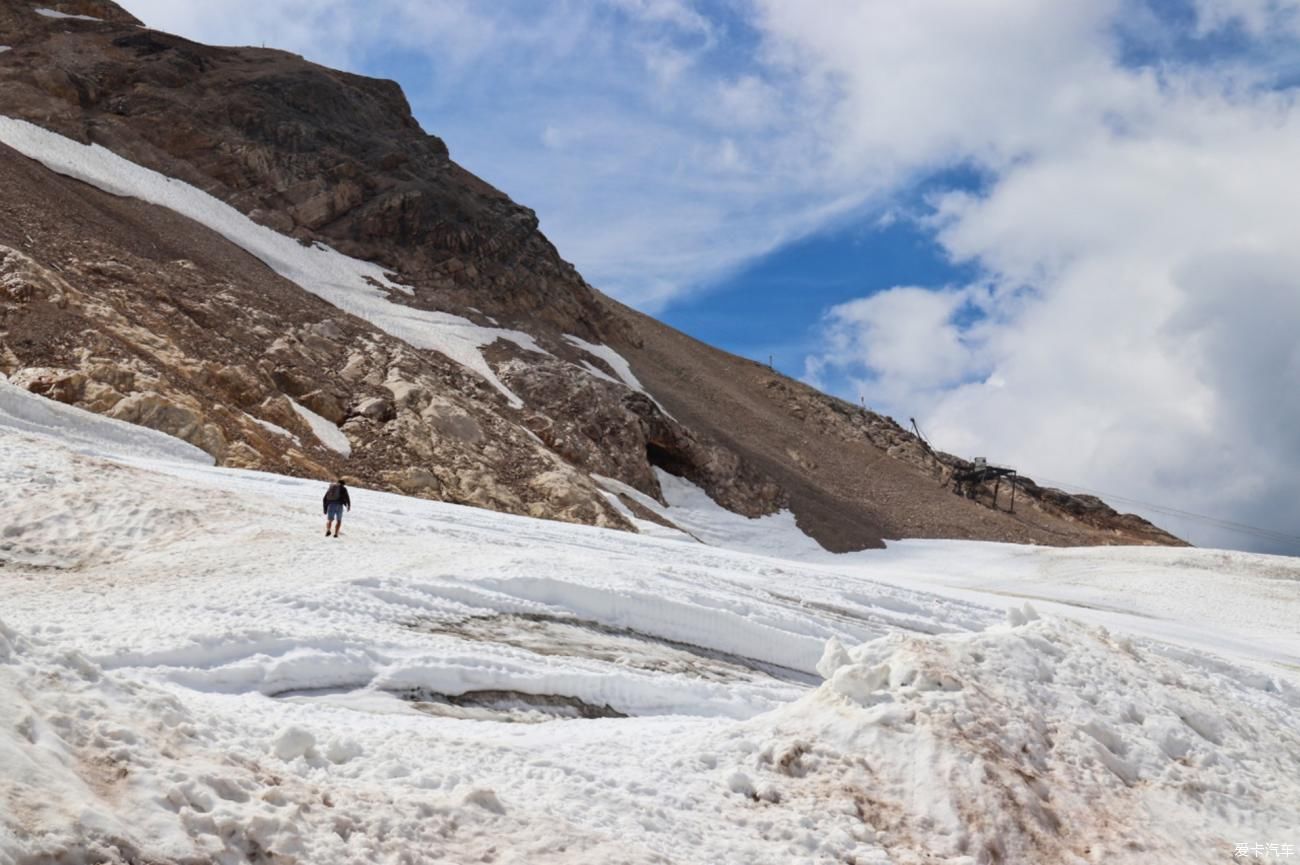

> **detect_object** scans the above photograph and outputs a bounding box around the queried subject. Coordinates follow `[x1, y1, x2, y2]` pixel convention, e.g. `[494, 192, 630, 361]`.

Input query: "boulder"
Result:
[108, 391, 227, 458]
[352, 395, 395, 422]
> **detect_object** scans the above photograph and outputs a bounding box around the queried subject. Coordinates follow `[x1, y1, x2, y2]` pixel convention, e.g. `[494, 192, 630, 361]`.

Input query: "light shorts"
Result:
[326, 502, 345, 521]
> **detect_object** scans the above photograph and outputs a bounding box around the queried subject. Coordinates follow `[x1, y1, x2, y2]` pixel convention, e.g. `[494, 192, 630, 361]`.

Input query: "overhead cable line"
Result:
[1027, 475, 1300, 546]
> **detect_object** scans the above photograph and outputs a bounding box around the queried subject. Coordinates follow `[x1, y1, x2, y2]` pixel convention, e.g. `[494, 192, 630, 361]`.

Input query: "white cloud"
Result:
[1191, 0, 1300, 36]
[793, 8, 1300, 552]
[809, 287, 980, 400]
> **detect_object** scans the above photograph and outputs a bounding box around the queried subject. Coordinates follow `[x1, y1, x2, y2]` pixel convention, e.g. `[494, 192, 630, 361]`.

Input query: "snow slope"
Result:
[1, 394, 1297, 863]
[0, 116, 546, 407]
[0, 377, 211, 465]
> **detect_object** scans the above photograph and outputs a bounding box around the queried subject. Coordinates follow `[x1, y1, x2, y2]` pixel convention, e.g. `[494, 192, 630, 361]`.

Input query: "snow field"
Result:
[1, 391, 1298, 862]
[850, 538, 1300, 681]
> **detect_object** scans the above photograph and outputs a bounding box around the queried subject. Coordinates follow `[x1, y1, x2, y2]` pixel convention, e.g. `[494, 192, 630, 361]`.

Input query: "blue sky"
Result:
[663, 201, 976, 382]
[122, 0, 1300, 555]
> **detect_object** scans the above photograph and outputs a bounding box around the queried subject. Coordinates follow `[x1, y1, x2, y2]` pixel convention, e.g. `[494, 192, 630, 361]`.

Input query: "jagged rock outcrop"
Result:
[0, 0, 1184, 549]
[497, 358, 784, 515]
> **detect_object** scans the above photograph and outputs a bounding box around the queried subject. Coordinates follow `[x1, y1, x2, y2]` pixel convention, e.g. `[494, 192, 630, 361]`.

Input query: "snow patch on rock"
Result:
[562, 334, 644, 392]
[245, 412, 300, 444]
[0, 116, 544, 407]
[563, 334, 672, 415]
[654, 468, 831, 559]
[290, 398, 351, 456]
[34, 7, 102, 21]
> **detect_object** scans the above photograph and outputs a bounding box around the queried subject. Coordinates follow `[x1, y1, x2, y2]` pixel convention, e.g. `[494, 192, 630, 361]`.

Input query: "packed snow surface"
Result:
[0, 116, 545, 407]
[2, 395, 1298, 863]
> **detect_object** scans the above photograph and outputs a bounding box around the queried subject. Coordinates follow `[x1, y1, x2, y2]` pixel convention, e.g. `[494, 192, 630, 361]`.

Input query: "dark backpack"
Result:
[325, 483, 343, 503]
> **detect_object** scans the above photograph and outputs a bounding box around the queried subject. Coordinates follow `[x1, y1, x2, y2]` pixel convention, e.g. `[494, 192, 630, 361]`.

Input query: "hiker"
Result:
[323, 478, 351, 537]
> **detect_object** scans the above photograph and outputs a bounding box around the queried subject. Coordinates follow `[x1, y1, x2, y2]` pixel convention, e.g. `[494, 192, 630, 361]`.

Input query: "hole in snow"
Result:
[274, 686, 628, 723]
[399, 688, 627, 723]
[407, 612, 819, 687]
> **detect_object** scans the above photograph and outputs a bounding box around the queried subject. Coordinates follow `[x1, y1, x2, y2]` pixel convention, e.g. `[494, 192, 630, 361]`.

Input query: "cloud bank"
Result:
[787, 2, 1300, 553]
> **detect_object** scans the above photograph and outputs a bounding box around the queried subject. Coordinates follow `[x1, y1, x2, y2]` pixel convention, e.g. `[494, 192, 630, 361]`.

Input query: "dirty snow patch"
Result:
[0, 116, 543, 407]
[754, 615, 1300, 863]
[289, 399, 351, 456]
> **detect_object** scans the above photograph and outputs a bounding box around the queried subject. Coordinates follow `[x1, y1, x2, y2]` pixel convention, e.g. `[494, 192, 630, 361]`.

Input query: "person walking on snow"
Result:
[323, 479, 351, 537]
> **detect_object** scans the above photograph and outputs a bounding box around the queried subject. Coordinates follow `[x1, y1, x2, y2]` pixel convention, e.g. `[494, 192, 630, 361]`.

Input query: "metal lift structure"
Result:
[910, 418, 1018, 514]
[950, 457, 1018, 514]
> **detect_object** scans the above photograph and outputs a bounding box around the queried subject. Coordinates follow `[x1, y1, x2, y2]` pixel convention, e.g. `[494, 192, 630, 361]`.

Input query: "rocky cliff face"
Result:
[0, 0, 1184, 549]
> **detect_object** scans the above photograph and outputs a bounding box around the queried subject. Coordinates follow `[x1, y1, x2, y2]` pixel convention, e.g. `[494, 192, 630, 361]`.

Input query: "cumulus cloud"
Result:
[806, 287, 982, 404]
[793, 3, 1300, 552]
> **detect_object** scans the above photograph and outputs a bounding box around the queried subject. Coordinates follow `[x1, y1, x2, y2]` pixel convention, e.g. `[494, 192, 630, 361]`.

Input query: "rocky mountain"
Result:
[0, 0, 1183, 549]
